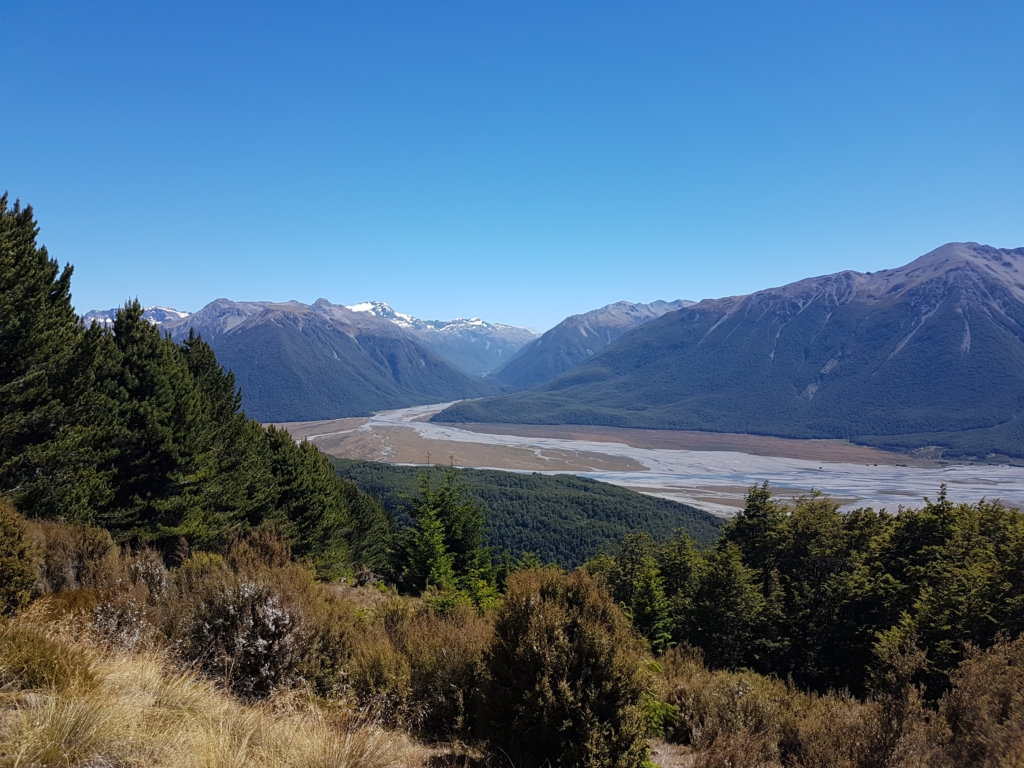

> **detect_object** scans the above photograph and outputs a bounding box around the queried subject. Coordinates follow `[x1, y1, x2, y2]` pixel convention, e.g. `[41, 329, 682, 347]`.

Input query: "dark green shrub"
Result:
[0, 498, 35, 615]
[483, 568, 651, 768]
[387, 603, 491, 737]
[295, 588, 362, 698]
[348, 623, 413, 717]
[347, 597, 491, 738]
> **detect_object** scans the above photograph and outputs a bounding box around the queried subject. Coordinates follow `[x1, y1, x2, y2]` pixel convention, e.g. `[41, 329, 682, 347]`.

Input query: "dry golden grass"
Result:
[0, 615, 423, 768]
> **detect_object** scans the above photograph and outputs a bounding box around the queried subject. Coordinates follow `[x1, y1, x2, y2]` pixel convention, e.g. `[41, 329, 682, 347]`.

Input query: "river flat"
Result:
[276, 403, 1024, 516]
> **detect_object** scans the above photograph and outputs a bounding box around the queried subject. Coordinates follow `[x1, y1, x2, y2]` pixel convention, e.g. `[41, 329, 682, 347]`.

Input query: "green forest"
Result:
[332, 459, 723, 565]
[3, 195, 1024, 767]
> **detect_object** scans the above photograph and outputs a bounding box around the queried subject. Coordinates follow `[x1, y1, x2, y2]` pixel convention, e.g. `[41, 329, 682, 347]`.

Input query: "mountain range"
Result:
[85, 241, 1024, 459]
[82, 306, 191, 327]
[492, 299, 693, 388]
[138, 299, 512, 421]
[345, 301, 537, 375]
[436, 243, 1024, 460]
[80, 299, 544, 421]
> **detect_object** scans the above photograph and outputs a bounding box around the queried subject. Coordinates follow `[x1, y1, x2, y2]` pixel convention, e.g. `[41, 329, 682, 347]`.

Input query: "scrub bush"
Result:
[483, 568, 651, 768]
[0, 498, 35, 614]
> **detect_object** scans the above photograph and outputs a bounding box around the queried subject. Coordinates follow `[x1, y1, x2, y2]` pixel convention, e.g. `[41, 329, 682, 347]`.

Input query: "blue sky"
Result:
[2, 1, 1021, 331]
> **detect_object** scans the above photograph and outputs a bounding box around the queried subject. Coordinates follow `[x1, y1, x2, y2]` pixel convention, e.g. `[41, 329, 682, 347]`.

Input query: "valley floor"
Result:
[275, 403, 1024, 516]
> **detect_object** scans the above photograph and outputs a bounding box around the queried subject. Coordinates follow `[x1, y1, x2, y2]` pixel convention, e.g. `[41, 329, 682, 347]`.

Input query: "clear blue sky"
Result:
[2, 1, 1021, 331]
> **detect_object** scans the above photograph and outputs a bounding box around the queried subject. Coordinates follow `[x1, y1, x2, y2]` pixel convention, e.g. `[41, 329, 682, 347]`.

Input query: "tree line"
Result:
[0, 194, 391, 577]
[589, 482, 1024, 698]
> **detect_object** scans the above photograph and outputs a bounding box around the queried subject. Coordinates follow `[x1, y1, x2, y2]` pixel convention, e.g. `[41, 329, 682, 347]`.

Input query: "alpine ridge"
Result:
[435, 243, 1024, 460]
[344, 300, 537, 375]
[82, 305, 191, 327]
[492, 299, 694, 389]
[156, 298, 502, 422]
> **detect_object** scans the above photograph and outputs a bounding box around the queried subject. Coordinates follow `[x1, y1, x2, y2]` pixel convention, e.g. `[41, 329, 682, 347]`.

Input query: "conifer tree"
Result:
[91, 301, 205, 538]
[265, 426, 358, 578]
[399, 465, 495, 599]
[178, 332, 277, 546]
[0, 195, 111, 520]
[0, 497, 36, 615]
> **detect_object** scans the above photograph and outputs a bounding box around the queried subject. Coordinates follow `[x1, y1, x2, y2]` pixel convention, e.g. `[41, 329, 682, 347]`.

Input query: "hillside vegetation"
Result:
[4, 196, 1024, 767]
[332, 459, 723, 566]
[438, 243, 1024, 460]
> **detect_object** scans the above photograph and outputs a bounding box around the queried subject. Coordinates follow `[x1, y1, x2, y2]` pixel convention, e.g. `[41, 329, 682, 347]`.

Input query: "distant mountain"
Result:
[345, 301, 537, 375]
[435, 243, 1024, 460]
[159, 298, 501, 422]
[82, 305, 191, 327]
[492, 299, 694, 389]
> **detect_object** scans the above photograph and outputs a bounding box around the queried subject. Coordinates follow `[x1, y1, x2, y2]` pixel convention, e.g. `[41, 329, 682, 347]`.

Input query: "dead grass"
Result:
[0, 615, 423, 768]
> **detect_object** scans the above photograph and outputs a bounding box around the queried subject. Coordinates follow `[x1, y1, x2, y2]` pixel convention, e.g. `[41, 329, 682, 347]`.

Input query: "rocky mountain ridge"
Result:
[82, 305, 191, 327]
[436, 243, 1024, 460]
[344, 300, 538, 375]
[492, 299, 694, 388]
[150, 298, 502, 421]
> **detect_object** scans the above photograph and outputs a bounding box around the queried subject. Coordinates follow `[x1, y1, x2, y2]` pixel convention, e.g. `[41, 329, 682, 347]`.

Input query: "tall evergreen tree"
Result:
[266, 426, 363, 578]
[399, 465, 496, 599]
[0, 195, 112, 520]
[178, 331, 278, 546]
[89, 301, 205, 538]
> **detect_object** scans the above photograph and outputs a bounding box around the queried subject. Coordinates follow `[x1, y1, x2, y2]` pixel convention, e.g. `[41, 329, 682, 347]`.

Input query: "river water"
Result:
[354, 403, 1024, 516]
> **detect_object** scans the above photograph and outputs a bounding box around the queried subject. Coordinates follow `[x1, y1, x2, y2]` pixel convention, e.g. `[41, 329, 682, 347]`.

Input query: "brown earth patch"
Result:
[447, 423, 938, 467]
[289, 424, 647, 473]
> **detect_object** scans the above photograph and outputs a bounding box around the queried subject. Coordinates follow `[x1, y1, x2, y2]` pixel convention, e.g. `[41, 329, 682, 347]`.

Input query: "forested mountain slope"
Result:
[331, 459, 723, 566]
[437, 243, 1024, 459]
[162, 298, 501, 421]
[492, 299, 693, 389]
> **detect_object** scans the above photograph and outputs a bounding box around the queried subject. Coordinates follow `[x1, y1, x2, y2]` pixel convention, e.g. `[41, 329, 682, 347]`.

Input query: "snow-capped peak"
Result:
[344, 300, 419, 328]
[82, 305, 192, 327]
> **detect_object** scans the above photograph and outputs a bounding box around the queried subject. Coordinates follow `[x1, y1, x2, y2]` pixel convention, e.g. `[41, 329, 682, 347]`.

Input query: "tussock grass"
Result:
[0, 616, 419, 768]
[0, 622, 95, 693]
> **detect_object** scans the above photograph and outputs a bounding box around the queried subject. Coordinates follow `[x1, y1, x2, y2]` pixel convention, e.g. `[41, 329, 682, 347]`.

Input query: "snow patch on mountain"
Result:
[82, 306, 191, 327]
[344, 300, 539, 375]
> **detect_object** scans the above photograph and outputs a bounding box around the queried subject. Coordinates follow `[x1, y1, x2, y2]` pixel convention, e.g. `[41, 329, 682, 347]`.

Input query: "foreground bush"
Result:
[657, 637, 1024, 768]
[27, 518, 118, 595]
[0, 498, 35, 615]
[483, 568, 650, 768]
[940, 635, 1024, 768]
[349, 598, 491, 739]
[163, 539, 316, 700]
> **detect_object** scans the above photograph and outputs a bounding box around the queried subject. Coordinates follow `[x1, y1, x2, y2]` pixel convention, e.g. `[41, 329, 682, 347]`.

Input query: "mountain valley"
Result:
[84, 242, 1024, 459]
[345, 300, 537, 375]
[437, 243, 1024, 460]
[159, 298, 504, 421]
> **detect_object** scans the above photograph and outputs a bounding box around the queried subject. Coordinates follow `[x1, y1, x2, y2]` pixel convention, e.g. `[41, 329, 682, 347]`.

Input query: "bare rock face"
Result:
[436, 243, 1024, 460]
[492, 299, 694, 389]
